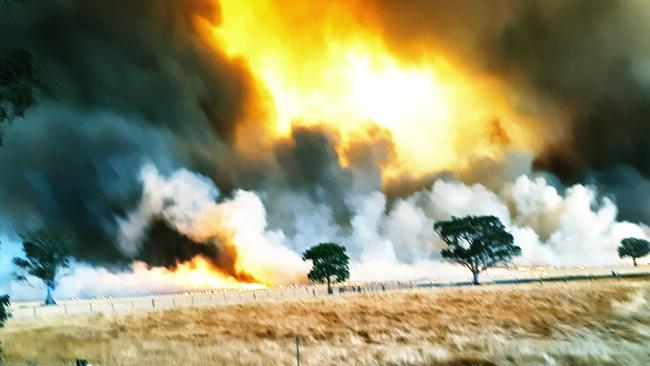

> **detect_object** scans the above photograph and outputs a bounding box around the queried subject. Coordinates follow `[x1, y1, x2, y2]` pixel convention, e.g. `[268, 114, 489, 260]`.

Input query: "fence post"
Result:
[89, 302, 93, 313]
[33, 306, 37, 318]
[111, 302, 115, 314]
[296, 336, 301, 366]
[64, 304, 68, 315]
[191, 296, 195, 305]
[152, 298, 155, 309]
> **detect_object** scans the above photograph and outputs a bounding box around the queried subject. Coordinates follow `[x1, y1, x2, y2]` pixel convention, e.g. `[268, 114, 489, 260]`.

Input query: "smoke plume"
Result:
[1, 0, 650, 297]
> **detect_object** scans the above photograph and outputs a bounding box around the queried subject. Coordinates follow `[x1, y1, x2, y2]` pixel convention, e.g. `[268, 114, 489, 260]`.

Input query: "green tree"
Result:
[13, 229, 71, 305]
[434, 215, 521, 285]
[0, 240, 10, 327]
[302, 242, 350, 294]
[0, 294, 9, 327]
[0, 48, 40, 145]
[618, 237, 650, 267]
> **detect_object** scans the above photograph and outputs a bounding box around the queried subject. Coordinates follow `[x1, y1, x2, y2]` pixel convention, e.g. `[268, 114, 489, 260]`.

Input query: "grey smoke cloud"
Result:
[366, 0, 650, 201]
[0, 0, 258, 267]
[1, 0, 650, 291]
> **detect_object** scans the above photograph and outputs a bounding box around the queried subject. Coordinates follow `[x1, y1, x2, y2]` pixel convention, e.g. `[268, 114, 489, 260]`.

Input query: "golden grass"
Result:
[2, 279, 649, 365]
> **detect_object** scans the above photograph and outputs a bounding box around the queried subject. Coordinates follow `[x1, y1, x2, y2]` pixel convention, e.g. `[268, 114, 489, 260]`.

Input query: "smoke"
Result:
[0, 0, 259, 140]
[118, 165, 308, 284]
[364, 1, 650, 205]
[5, 157, 647, 298]
[0, 0, 264, 267]
[1, 1, 650, 297]
[0, 103, 176, 265]
[112, 165, 648, 289]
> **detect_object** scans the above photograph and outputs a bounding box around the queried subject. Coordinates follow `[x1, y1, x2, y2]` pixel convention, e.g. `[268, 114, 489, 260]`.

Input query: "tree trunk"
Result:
[327, 277, 333, 295]
[44, 285, 56, 306]
[633, 258, 637, 267]
[472, 272, 480, 285]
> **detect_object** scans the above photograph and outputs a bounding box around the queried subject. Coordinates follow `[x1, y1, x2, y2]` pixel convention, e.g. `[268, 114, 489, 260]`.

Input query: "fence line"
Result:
[8, 266, 650, 321]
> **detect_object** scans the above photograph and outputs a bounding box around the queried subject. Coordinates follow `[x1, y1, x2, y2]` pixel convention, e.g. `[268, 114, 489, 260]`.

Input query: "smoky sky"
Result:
[364, 0, 650, 222]
[0, 0, 259, 266]
[0, 106, 173, 265]
[0, 0, 388, 268]
[0, 0, 256, 141]
[2, 0, 650, 271]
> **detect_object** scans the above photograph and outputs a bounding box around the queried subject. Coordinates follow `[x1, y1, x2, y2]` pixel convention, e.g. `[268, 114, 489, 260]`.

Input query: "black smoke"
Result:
[135, 217, 217, 269]
[3, 0, 650, 273]
[0, 0, 256, 140]
[0, 0, 391, 268]
[0, 105, 176, 265]
[0, 0, 260, 267]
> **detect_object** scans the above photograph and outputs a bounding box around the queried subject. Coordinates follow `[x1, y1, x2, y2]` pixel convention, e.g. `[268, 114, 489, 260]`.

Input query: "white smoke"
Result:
[118, 165, 308, 284]
[15, 164, 647, 298]
[121, 166, 650, 281]
[505, 176, 650, 264]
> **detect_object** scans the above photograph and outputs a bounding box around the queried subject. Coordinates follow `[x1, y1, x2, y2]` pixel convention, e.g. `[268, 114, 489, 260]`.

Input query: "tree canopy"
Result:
[618, 237, 650, 267]
[0, 294, 9, 327]
[434, 215, 521, 285]
[0, 48, 40, 144]
[0, 240, 9, 327]
[13, 228, 71, 304]
[302, 242, 350, 294]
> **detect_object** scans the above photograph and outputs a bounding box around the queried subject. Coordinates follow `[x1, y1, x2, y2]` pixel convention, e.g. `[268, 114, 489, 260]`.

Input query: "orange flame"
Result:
[161, 1, 547, 289]
[204, 0, 539, 182]
[156, 256, 267, 290]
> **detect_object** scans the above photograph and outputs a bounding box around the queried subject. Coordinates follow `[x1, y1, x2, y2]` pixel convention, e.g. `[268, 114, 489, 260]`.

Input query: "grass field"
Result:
[1, 278, 649, 365]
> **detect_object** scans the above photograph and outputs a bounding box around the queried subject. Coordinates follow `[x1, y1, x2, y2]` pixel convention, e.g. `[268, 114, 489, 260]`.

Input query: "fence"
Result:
[2, 359, 95, 366]
[3, 266, 650, 365]
[8, 264, 650, 321]
[9, 286, 333, 320]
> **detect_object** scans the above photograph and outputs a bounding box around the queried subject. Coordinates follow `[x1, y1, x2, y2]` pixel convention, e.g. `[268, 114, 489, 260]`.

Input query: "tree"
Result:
[302, 242, 350, 294]
[618, 237, 650, 267]
[13, 229, 71, 305]
[0, 240, 9, 327]
[434, 215, 521, 285]
[0, 48, 41, 145]
[0, 294, 9, 327]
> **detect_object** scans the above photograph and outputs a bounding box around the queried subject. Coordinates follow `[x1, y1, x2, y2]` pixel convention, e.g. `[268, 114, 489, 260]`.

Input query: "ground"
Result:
[2, 278, 649, 365]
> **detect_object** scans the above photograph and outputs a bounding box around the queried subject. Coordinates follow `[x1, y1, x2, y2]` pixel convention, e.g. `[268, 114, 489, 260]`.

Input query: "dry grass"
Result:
[2, 279, 649, 365]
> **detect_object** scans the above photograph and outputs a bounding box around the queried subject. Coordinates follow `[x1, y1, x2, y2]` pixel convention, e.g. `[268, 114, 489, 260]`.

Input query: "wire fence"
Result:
[8, 265, 650, 322]
[2, 360, 94, 366]
[2, 266, 650, 365]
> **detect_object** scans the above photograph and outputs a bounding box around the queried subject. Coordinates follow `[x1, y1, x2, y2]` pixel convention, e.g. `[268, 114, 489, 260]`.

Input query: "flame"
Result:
[159, 1, 545, 289]
[150, 188, 308, 289]
[206, 0, 538, 181]
[154, 256, 267, 290]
